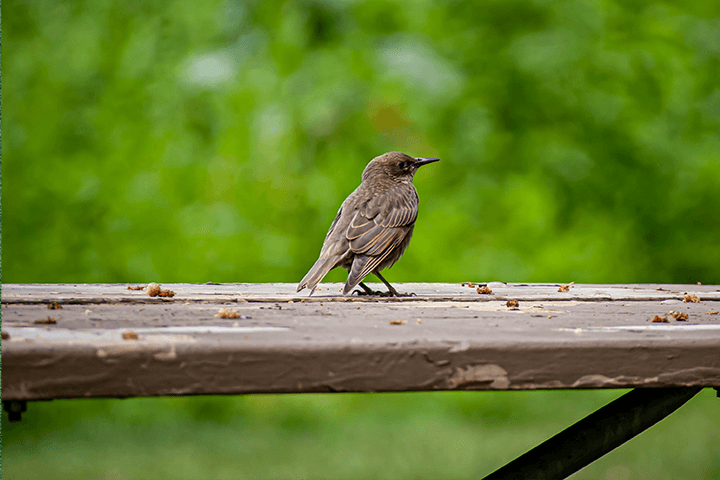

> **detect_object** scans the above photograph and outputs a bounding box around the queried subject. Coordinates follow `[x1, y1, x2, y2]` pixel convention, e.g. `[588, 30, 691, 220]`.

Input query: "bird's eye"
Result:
[399, 162, 407, 169]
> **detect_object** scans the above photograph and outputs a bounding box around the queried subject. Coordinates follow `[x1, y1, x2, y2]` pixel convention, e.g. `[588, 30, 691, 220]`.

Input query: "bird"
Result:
[297, 151, 439, 296]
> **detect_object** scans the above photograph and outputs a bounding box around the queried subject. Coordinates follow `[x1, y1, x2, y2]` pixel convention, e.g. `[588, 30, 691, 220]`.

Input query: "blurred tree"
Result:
[3, 0, 719, 284]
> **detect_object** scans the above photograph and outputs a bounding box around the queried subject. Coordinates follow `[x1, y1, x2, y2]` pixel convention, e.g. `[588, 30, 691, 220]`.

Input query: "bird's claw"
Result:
[353, 288, 388, 296]
[352, 289, 415, 297]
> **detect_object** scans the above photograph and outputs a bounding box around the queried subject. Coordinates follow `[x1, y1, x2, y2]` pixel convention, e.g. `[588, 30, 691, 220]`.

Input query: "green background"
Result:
[3, 0, 720, 478]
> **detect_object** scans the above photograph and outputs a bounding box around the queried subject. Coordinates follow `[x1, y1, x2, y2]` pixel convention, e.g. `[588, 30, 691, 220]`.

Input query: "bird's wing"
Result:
[343, 185, 418, 285]
[346, 185, 418, 255]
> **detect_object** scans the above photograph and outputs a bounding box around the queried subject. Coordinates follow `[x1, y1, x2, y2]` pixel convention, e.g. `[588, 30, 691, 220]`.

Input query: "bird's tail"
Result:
[297, 257, 337, 295]
[343, 255, 371, 295]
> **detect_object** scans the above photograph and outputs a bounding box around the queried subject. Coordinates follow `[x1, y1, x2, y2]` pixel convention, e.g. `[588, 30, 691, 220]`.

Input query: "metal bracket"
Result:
[3, 400, 28, 422]
[484, 387, 703, 480]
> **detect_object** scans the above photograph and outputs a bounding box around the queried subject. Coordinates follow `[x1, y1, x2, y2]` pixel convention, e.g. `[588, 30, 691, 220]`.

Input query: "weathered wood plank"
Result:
[2, 283, 719, 400]
[3, 282, 719, 303]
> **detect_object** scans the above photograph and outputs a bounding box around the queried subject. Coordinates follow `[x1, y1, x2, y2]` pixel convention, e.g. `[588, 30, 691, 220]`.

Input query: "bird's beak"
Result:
[413, 157, 440, 167]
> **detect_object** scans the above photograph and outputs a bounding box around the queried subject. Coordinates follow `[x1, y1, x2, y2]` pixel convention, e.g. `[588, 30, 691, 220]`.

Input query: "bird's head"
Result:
[362, 152, 440, 183]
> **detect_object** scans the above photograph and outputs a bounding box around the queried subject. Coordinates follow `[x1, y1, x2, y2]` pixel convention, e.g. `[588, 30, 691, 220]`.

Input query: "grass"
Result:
[3, 388, 719, 479]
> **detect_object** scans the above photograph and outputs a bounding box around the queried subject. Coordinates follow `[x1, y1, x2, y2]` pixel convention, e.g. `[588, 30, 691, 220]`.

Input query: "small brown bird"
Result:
[297, 152, 439, 296]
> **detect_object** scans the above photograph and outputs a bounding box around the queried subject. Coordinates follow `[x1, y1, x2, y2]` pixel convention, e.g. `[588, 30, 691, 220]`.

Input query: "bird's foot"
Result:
[392, 292, 417, 297]
[353, 288, 388, 296]
[352, 288, 416, 297]
[352, 282, 416, 297]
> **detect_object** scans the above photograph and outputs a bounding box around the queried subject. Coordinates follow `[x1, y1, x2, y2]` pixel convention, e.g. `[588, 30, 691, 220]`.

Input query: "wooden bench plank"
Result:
[2, 283, 719, 400]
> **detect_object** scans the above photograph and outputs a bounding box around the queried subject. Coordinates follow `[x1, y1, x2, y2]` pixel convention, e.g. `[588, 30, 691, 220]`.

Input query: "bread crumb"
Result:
[667, 311, 689, 321]
[477, 286, 492, 294]
[122, 332, 138, 340]
[651, 315, 668, 323]
[417, 318, 422, 324]
[35, 316, 58, 324]
[461, 282, 476, 287]
[558, 282, 574, 293]
[389, 320, 407, 325]
[127, 285, 145, 291]
[47, 301, 62, 310]
[705, 311, 719, 315]
[547, 315, 552, 319]
[147, 283, 174, 297]
[215, 308, 241, 319]
[683, 294, 700, 303]
[506, 299, 519, 308]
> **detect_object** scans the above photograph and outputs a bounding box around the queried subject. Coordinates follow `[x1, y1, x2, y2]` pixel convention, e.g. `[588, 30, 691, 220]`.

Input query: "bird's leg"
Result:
[373, 271, 415, 297]
[354, 282, 384, 296]
[353, 275, 416, 297]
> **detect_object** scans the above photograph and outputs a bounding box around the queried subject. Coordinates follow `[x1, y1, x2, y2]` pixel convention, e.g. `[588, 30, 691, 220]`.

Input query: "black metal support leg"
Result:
[3, 400, 28, 422]
[483, 387, 703, 480]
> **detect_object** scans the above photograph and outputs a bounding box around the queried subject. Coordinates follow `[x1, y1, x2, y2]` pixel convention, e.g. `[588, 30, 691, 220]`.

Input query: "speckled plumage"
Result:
[297, 152, 439, 296]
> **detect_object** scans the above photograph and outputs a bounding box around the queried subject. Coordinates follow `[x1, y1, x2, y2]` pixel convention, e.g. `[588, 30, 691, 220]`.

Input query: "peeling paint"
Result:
[448, 340, 470, 352]
[154, 343, 177, 361]
[447, 364, 510, 389]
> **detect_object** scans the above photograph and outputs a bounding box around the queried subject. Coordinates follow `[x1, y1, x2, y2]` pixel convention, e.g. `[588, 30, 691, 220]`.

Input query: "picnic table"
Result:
[2, 282, 719, 478]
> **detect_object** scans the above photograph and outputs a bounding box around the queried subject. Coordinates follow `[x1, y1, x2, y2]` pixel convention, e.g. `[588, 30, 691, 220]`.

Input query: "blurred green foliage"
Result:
[3, 1, 720, 479]
[4, 0, 720, 284]
[4, 389, 720, 479]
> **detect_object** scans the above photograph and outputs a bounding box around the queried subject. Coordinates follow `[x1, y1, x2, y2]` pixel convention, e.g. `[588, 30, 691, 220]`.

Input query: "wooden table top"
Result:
[2, 283, 719, 400]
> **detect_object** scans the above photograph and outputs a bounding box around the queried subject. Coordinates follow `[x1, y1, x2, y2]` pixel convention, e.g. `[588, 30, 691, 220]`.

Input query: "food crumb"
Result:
[705, 311, 719, 315]
[651, 315, 669, 323]
[47, 301, 62, 310]
[683, 294, 700, 303]
[122, 332, 138, 340]
[558, 282, 574, 293]
[215, 308, 241, 319]
[35, 316, 57, 324]
[146, 283, 174, 297]
[477, 286, 492, 294]
[547, 315, 552, 319]
[1, 331, 9, 340]
[461, 282, 476, 288]
[667, 311, 689, 321]
[127, 285, 145, 291]
[417, 318, 422, 324]
[506, 299, 519, 308]
[389, 320, 407, 325]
